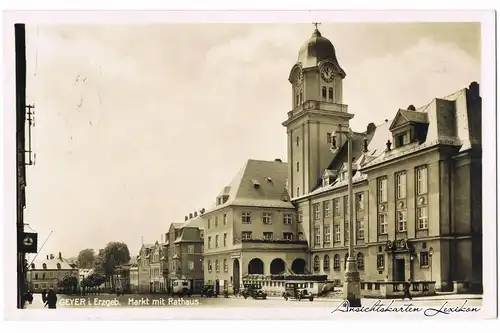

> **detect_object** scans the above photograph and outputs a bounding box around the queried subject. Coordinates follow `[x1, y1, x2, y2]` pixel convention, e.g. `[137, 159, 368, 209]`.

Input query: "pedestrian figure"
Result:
[46, 288, 58, 309]
[41, 289, 47, 307]
[402, 279, 412, 300]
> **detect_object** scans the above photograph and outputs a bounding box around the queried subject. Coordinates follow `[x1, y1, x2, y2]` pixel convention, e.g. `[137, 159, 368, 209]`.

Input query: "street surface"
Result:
[25, 293, 482, 309]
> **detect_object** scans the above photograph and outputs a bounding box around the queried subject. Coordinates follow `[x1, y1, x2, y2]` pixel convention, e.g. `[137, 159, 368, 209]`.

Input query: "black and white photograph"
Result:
[1, 9, 497, 323]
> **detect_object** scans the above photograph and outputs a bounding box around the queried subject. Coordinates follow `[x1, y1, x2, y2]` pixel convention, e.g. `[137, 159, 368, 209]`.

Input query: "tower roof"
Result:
[295, 28, 345, 77]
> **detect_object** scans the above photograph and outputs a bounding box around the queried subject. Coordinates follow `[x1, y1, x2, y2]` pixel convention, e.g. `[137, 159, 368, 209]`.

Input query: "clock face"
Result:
[320, 66, 335, 83]
[295, 71, 303, 86]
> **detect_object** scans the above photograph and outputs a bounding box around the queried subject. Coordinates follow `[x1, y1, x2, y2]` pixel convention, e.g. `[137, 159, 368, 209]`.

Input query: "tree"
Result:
[58, 275, 78, 294]
[93, 242, 131, 289]
[77, 248, 96, 269]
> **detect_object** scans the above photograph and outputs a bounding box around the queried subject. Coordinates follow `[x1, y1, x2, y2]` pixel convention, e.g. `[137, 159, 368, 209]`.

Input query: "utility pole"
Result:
[15, 23, 27, 309]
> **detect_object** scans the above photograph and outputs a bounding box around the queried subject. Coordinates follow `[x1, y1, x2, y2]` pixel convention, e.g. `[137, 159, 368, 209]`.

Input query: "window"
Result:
[420, 252, 429, 267]
[417, 166, 428, 195]
[207, 218, 211, 229]
[188, 261, 194, 271]
[223, 233, 228, 247]
[333, 254, 340, 270]
[321, 86, 327, 100]
[334, 225, 341, 242]
[56, 263, 61, 269]
[327, 132, 332, 144]
[356, 193, 364, 211]
[323, 255, 330, 271]
[296, 186, 300, 197]
[241, 212, 251, 224]
[396, 132, 410, 147]
[417, 207, 428, 229]
[208, 260, 212, 272]
[324, 201, 331, 217]
[357, 253, 365, 270]
[313, 256, 320, 272]
[296, 136, 299, 146]
[344, 253, 349, 270]
[344, 221, 350, 242]
[396, 171, 407, 199]
[357, 219, 365, 240]
[215, 260, 220, 272]
[328, 87, 334, 102]
[376, 253, 385, 269]
[296, 161, 300, 172]
[263, 232, 273, 240]
[242, 231, 252, 240]
[34, 273, 38, 279]
[314, 204, 320, 220]
[215, 216, 219, 228]
[200, 230, 204, 239]
[42, 263, 47, 270]
[215, 235, 219, 248]
[314, 227, 321, 245]
[379, 214, 388, 234]
[187, 245, 194, 254]
[397, 210, 407, 232]
[324, 226, 331, 243]
[298, 210, 303, 223]
[283, 213, 293, 224]
[378, 177, 388, 203]
[283, 232, 293, 241]
[334, 199, 340, 216]
[343, 195, 349, 215]
[208, 236, 212, 249]
[224, 259, 228, 272]
[223, 214, 227, 225]
[263, 212, 272, 224]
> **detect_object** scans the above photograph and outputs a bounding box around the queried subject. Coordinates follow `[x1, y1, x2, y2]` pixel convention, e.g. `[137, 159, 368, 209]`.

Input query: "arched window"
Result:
[321, 86, 327, 101]
[323, 255, 330, 271]
[333, 254, 340, 270]
[208, 260, 212, 272]
[344, 253, 349, 270]
[328, 87, 334, 102]
[357, 252, 365, 270]
[215, 260, 220, 272]
[223, 259, 228, 272]
[313, 255, 320, 272]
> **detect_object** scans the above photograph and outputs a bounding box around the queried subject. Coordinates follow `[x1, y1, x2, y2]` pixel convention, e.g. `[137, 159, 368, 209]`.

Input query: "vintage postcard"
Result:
[1, 10, 497, 322]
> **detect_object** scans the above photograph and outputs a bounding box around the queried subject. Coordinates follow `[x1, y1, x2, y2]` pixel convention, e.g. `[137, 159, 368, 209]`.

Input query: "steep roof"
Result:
[29, 254, 77, 270]
[205, 159, 294, 213]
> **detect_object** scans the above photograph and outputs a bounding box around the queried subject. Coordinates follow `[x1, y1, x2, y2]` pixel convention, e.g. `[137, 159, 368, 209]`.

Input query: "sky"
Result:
[20, 22, 480, 259]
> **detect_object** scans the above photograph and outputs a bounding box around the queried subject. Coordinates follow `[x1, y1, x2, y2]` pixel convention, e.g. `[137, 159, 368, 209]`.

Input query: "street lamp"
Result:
[331, 125, 361, 307]
[428, 247, 434, 282]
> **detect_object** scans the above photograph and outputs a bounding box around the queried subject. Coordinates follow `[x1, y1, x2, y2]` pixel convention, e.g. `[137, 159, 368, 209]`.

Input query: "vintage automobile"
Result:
[282, 282, 314, 301]
[241, 284, 267, 300]
[200, 284, 216, 298]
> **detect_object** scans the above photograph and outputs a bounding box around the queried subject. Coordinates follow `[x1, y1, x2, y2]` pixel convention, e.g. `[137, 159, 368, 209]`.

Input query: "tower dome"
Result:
[296, 28, 345, 78]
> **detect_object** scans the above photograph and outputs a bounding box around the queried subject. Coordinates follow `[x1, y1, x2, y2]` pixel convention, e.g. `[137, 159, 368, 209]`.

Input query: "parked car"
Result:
[172, 279, 191, 296]
[200, 285, 216, 298]
[283, 282, 314, 301]
[241, 284, 267, 300]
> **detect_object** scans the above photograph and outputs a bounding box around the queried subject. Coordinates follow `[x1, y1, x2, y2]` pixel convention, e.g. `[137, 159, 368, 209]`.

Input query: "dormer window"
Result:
[42, 263, 47, 270]
[56, 263, 61, 269]
[322, 177, 330, 187]
[251, 179, 261, 188]
[395, 131, 410, 148]
[31, 263, 35, 269]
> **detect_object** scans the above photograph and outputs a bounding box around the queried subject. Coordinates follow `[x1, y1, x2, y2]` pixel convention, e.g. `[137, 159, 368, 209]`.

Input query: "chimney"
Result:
[189, 213, 193, 219]
[386, 140, 392, 151]
[194, 211, 198, 217]
[366, 123, 376, 135]
[185, 216, 188, 221]
[58, 252, 62, 260]
[274, 158, 282, 163]
[363, 137, 368, 153]
[407, 104, 416, 111]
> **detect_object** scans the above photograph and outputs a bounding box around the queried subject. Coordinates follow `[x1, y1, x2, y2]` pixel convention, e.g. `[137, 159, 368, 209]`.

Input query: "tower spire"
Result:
[312, 22, 321, 30]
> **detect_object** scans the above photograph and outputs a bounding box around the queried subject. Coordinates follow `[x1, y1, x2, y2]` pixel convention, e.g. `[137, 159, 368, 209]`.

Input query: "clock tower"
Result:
[283, 25, 354, 197]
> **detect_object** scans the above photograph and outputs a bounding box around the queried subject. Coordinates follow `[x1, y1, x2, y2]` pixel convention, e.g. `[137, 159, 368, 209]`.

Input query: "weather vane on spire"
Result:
[313, 22, 321, 30]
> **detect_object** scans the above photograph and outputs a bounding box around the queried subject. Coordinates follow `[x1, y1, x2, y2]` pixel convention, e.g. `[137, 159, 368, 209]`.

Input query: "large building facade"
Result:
[284, 27, 482, 292]
[199, 26, 482, 294]
[27, 252, 79, 292]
